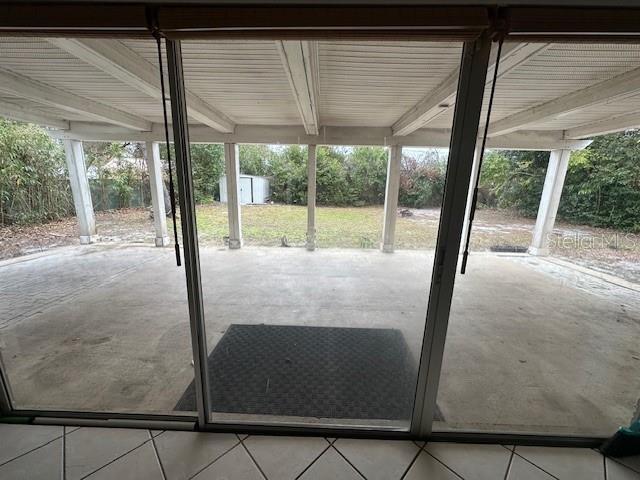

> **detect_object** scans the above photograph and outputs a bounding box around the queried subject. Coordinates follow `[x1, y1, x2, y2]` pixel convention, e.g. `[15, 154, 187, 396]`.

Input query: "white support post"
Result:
[63, 139, 96, 244]
[145, 142, 170, 247]
[529, 149, 571, 256]
[460, 144, 482, 253]
[381, 144, 402, 253]
[224, 142, 243, 249]
[306, 144, 317, 251]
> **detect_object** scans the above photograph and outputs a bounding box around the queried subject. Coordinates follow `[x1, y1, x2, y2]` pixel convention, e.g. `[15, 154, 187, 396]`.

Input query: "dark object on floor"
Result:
[175, 324, 444, 422]
[399, 208, 413, 217]
[601, 419, 640, 457]
[489, 245, 528, 253]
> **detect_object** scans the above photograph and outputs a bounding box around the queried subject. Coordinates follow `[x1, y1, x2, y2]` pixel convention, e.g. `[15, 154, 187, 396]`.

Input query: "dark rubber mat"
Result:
[175, 324, 444, 422]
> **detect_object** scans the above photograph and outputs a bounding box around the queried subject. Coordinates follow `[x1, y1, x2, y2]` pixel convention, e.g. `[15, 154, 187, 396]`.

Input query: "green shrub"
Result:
[479, 131, 640, 232]
[0, 119, 73, 225]
[399, 155, 446, 208]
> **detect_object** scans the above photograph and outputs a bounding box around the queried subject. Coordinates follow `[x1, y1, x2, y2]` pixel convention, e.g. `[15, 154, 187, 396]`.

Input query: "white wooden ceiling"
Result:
[2, 37, 640, 142]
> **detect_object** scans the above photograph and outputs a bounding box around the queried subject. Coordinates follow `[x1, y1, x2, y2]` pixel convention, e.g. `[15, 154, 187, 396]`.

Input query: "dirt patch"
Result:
[2, 205, 639, 284]
[0, 217, 79, 260]
[397, 207, 640, 283]
[0, 208, 155, 261]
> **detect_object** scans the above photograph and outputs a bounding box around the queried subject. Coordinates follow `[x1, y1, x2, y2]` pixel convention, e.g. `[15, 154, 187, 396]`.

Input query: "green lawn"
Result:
[195, 203, 440, 249]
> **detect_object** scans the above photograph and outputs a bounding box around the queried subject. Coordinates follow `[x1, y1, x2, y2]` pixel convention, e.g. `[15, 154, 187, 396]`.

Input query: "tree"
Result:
[479, 150, 548, 216]
[316, 147, 350, 205]
[268, 145, 308, 204]
[189, 144, 224, 203]
[347, 146, 388, 205]
[0, 119, 73, 225]
[239, 144, 271, 176]
[478, 132, 640, 232]
[398, 151, 447, 208]
[560, 132, 640, 231]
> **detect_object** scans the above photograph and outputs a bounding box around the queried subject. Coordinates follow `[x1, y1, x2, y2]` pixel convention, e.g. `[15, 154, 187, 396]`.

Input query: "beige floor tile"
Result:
[0, 423, 62, 465]
[425, 442, 512, 480]
[404, 451, 460, 480]
[613, 455, 640, 475]
[606, 458, 640, 480]
[298, 447, 363, 480]
[65, 427, 150, 480]
[85, 442, 163, 480]
[333, 438, 419, 480]
[507, 455, 555, 479]
[193, 444, 264, 480]
[0, 437, 62, 480]
[244, 435, 328, 480]
[153, 430, 238, 480]
[515, 446, 605, 480]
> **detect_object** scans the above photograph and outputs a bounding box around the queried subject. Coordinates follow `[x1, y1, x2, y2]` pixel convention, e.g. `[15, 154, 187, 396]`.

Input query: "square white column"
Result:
[224, 143, 243, 249]
[306, 144, 317, 251]
[529, 149, 571, 256]
[381, 144, 402, 253]
[63, 139, 96, 244]
[145, 142, 170, 247]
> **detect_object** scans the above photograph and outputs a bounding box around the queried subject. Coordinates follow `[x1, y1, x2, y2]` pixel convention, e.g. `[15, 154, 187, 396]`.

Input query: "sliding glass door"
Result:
[162, 35, 491, 433]
[0, 36, 196, 418]
[0, 32, 491, 433]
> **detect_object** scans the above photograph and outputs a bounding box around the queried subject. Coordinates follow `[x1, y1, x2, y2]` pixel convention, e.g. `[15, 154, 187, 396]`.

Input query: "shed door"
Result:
[239, 177, 253, 204]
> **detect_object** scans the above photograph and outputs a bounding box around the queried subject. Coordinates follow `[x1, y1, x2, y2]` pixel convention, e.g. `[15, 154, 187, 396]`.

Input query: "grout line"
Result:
[62, 428, 67, 480]
[510, 450, 560, 480]
[330, 444, 367, 479]
[79, 439, 153, 480]
[399, 443, 424, 480]
[149, 430, 167, 480]
[608, 456, 640, 475]
[421, 447, 465, 480]
[294, 442, 333, 480]
[502, 447, 515, 480]
[0, 431, 66, 468]
[239, 437, 269, 480]
[185, 438, 241, 480]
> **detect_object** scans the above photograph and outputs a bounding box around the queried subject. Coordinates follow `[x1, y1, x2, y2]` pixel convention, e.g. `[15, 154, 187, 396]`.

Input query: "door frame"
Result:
[0, 2, 630, 444]
[164, 35, 491, 436]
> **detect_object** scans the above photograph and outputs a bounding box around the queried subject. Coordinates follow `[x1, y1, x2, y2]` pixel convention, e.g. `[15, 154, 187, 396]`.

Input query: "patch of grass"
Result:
[194, 203, 439, 249]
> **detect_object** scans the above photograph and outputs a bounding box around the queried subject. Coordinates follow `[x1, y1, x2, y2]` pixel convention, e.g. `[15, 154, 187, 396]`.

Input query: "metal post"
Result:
[411, 35, 492, 437]
[306, 144, 317, 251]
[166, 39, 211, 428]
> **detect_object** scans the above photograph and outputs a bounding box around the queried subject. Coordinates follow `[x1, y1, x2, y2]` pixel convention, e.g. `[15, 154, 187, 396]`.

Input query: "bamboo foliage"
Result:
[0, 119, 73, 226]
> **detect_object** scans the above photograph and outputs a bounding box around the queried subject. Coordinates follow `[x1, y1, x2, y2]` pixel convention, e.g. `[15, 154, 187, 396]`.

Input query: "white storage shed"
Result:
[219, 175, 270, 204]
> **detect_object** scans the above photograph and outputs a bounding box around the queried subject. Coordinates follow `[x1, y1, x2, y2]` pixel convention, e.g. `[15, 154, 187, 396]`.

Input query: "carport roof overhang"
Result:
[1, 3, 640, 150]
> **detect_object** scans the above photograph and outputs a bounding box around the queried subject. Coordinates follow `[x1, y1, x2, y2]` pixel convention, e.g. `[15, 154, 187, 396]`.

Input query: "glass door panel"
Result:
[0, 36, 195, 416]
[434, 41, 640, 436]
[176, 38, 464, 429]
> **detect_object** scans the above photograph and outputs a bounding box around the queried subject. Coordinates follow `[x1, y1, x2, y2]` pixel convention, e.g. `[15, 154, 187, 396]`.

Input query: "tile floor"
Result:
[0, 423, 639, 479]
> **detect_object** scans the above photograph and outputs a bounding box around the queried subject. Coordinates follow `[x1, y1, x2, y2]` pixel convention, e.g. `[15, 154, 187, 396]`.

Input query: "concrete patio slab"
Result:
[0, 245, 638, 436]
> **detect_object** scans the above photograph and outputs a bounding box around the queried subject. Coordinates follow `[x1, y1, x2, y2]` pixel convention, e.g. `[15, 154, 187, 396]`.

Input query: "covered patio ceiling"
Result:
[1, 37, 639, 149]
